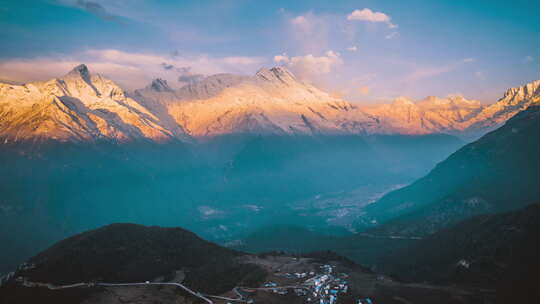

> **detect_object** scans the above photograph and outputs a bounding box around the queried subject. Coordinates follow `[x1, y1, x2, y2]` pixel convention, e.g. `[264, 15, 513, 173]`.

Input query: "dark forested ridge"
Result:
[7, 223, 266, 291]
[362, 105, 540, 237]
[380, 202, 540, 303]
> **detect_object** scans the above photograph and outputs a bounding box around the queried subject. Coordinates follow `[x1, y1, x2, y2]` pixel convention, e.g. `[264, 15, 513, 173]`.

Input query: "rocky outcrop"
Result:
[463, 80, 540, 135]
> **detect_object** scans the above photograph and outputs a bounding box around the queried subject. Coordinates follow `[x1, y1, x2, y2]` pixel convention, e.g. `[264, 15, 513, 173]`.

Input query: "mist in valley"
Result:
[0, 133, 463, 274]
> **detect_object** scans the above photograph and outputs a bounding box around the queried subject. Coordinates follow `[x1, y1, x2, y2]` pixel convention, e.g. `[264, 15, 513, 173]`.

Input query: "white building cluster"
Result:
[300, 265, 349, 304]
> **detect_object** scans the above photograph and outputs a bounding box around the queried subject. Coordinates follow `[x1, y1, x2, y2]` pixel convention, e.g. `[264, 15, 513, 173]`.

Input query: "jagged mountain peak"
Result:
[446, 94, 482, 105]
[2, 62, 540, 141]
[502, 79, 540, 101]
[0, 64, 190, 143]
[59, 63, 104, 97]
[155, 66, 382, 137]
[148, 78, 173, 92]
[255, 66, 298, 86]
[460, 79, 540, 136]
[417, 95, 481, 109]
[392, 96, 416, 106]
[172, 73, 250, 101]
[419, 95, 452, 106]
[66, 64, 90, 79]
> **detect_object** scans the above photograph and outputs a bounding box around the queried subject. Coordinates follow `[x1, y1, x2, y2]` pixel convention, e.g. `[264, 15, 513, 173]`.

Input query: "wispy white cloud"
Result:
[0, 49, 267, 90]
[56, 0, 145, 19]
[474, 71, 485, 79]
[403, 58, 474, 84]
[291, 15, 308, 25]
[385, 32, 399, 39]
[524, 55, 534, 62]
[273, 50, 343, 79]
[288, 12, 332, 54]
[346, 46, 358, 52]
[404, 64, 455, 84]
[74, 0, 120, 21]
[347, 8, 397, 28]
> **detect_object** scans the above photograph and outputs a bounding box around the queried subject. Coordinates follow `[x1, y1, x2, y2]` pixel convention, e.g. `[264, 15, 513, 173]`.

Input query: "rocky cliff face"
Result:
[463, 80, 540, 134]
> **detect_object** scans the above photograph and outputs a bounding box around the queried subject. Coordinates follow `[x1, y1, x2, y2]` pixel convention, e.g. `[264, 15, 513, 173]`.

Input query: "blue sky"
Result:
[0, 0, 539, 103]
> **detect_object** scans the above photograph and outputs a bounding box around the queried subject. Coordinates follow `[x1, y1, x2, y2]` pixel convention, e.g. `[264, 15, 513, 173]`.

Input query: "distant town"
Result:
[247, 263, 373, 304]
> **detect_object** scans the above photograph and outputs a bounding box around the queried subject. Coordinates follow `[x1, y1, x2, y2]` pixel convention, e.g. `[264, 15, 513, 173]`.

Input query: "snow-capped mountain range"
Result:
[135, 66, 381, 137]
[0, 65, 189, 143]
[1, 64, 539, 143]
[365, 80, 540, 138]
[363, 95, 483, 136]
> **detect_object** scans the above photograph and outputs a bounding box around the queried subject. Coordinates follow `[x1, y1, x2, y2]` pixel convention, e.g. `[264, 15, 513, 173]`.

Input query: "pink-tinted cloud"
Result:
[273, 51, 343, 79]
[358, 86, 370, 95]
[0, 49, 267, 90]
[347, 8, 397, 28]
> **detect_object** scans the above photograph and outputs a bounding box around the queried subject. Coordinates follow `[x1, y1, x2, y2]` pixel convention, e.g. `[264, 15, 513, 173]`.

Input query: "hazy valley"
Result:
[1, 65, 482, 273]
[1, 21, 539, 303]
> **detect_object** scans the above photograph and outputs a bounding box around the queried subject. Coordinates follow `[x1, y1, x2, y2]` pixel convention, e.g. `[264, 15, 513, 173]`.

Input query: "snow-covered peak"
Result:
[173, 73, 250, 101]
[392, 96, 416, 106]
[446, 95, 482, 106]
[3, 62, 539, 142]
[0, 64, 190, 143]
[417, 95, 481, 109]
[255, 66, 298, 86]
[460, 80, 540, 137]
[501, 80, 540, 103]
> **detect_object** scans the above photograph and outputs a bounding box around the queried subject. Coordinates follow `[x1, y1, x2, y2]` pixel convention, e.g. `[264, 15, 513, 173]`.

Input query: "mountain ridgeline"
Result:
[1, 64, 539, 142]
[0, 65, 475, 275]
[0, 223, 267, 304]
[16, 224, 264, 290]
[1, 223, 488, 304]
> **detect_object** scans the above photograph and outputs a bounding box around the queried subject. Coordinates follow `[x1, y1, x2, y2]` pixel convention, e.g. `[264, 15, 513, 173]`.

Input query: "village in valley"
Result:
[230, 255, 375, 304]
[1, 253, 490, 304]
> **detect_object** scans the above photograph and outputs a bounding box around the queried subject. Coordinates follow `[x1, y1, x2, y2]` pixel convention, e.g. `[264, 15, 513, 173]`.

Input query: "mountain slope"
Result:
[1, 223, 489, 304]
[0, 65, 383, 142]
[361, 105, 540, 236]
[5, 224, 265, 290]
[0, 65, 189, 143]
[136, 67, 383, 137]
[464, 80, 540, 134]
[380, 202, 540, 303]
[364, 80, 540, 138]
[2, 64, 538, 141]
[363, 95, 484, 135]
